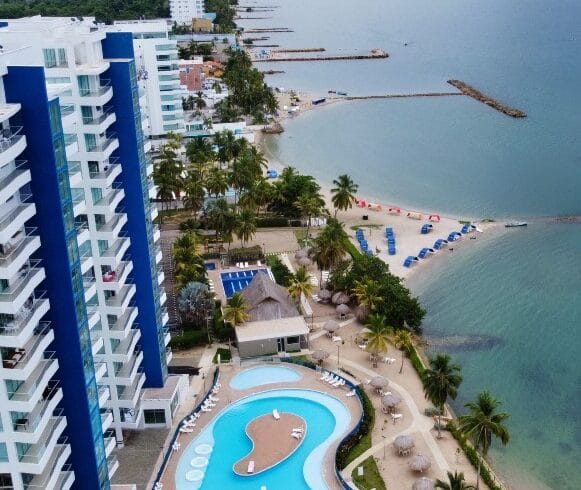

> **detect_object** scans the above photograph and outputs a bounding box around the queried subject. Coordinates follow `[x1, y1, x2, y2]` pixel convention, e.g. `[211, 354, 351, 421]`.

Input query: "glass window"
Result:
[48, 100, 63, 134]
[144, 409, 166, 424]
[0, 474, 12, 487]
[84, 134, 97, 152]
[91, 188, 103, 204]
[57, 48, 67, 66]
[77, 75, 90, 96]
[42, 49, 57, 68]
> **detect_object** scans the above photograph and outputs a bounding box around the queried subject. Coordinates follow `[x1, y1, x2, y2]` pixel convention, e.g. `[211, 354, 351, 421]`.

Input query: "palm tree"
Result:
[311, 219, 349, 283]
[352, 278, 382, 311]
[152, 139, 183, 209]
[214, 130, 240, 168]
[393, 329, 414, 374]
[458, 392, 510, 490]
[177, 281, 214, 325]
[294, 193, 324, 242]
[205, 168, 229, 197]
[331, 174, 358, 217]
[435, 471, 475, 490]
[423, 354, 463, 438]
[182, 171, 206, 215]
[287, 266, 314, 302]
[235, 208, 257, 246]
[173, 232, 205, 289]
[207, 198, 232, 244]
[363, 314, 392, 367]
[186, 137, 214, 166]
[221, 292, 250, 326]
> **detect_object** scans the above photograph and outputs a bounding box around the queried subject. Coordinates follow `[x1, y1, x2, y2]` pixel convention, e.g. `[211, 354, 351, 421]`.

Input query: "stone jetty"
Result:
[245, 28, 294, 33]
[274, 48, 326, 53]
[339, 92, 462, 100]
[253, 49, 388, 62]
[448, 79, 527, 118]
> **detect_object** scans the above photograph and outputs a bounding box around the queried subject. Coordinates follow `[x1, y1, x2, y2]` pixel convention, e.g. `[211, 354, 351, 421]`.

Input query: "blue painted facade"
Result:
[103, 33, 168, 387]
[4, 67, 109, 489]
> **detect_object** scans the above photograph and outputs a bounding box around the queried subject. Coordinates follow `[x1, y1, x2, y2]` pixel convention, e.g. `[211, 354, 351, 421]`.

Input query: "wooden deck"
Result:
[233, 413, 306, 475]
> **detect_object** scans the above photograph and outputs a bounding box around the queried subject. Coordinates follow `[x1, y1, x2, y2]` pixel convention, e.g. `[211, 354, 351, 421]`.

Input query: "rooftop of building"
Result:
[241, 273, 300, 322]
[141, 374, 183, 401]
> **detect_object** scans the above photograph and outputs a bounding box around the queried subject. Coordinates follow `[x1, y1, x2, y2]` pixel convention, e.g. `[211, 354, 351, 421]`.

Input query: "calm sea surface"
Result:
[240, 0, 581, 488]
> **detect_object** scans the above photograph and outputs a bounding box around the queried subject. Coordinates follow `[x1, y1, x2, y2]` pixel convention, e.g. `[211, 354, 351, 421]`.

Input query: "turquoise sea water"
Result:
[239, 1, 581, 488]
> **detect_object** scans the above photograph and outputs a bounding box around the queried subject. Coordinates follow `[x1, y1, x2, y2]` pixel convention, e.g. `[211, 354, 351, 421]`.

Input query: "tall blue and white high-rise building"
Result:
[0, 16, 185, 490]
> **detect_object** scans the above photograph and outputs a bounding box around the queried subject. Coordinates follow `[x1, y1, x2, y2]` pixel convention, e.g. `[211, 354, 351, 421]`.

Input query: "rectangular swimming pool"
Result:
[220, 269, 269, 298]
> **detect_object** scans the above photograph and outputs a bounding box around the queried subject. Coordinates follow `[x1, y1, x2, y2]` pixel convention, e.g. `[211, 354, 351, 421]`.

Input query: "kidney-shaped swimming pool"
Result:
[175, 389, 354, 489]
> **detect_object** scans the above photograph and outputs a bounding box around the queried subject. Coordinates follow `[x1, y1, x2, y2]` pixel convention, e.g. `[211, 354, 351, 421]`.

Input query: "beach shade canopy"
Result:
[298, 256, 312, 266]
[332, 292, 350, 304]
[409, 453, 432, 472]
[370, 376, 389, 389]
[433, 239, 448, 250]
[311, 349, 330, 361]
[295, 249, 309, 259]
[382, 393, 402, 408]
[428, 214, 441, 222]
[323, 320, 340, 333]
[388, 207, 401, 214]
[318, 289, 332, 300]
[336, 304, 351, 315]
[412, 477, 435, 490]
[394, 434, 415, 453]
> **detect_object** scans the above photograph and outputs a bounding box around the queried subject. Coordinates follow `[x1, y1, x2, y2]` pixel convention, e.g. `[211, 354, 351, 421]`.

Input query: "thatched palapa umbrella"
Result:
[393, 434, 415, 455]
[382, 393, 402, 410]
[336, 304, 351, 317]
[323, 320, 339, 335]
[409, 453, 431, 472]
[298, 256, 312, 267]
[318, 289, 332, 301]
[370, 376, 389, 389]
[332, 292, 350, 305]
[412, 477, 435, 490]
[311, 349, 330, 365]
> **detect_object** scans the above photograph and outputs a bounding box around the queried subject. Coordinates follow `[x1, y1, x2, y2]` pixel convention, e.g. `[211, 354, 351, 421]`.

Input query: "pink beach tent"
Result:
[357, 199, 367, 208]
[407, 211, 423, 220]
[388, 207, 401, 215]
[429, 214, 441, 222]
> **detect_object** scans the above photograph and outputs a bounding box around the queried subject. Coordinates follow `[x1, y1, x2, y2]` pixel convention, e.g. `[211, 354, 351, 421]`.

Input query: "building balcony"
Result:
[109, 350, 143, 387]
[94, 361, 107, 383]
[92, 188, 125, 215]
[101, 409, 114, 433]
[0, 263, 45, 315]
[79, 80, 113, 106]
[157, 268, 165, 286]
[108, 455, 119, 479]
[0, 294, 49, 348]
[17, 415, 67, 472]
[99, 237, 130, 268]
[0, 203, 36, 243]
[0, 230, 41, 280]
[143, 139, 153, 154]
[161, 306, 169, 326]
[0, 103, 21, 124]
[67, 160, 82, 187]
[104, 435, 117, 459]
[59, 104, 77, 129]
[98, 384, 110, 406]
[118, 404, 143, 430]
[76, 221, 90, 246]
[71, 189, 86, 217]
[91, 334, 104, 357]
[0, 126, 27, 167]
[163, 326, 171, 346]
[166, 345, 173, 364]
[12, 385, 63, 443]
[116, 371, 146, 408]
[6, 363, 59, 412]
[148, 181, 157, 200]
[110, 329, 141, 364]
[83, 277, 97, 303]
[108, 307, 138, 339]
[95, 212, 127, 240]
[25, 444, 72, 490]
[104, 283, 136, 315]
[76, 60, 110, 76]
[0, 159, 31, 204]
[88, 159, 122, 188]
[82, 108, 116, 133]
[86, 133, 119, 159]
[146, 159, 153, 176]
[0, 323, 54, 380]
[63, 133, 79, 159]
[79, 245, 94, 275]
[152, 223, 161, 243]
[101, 260, 133, 291]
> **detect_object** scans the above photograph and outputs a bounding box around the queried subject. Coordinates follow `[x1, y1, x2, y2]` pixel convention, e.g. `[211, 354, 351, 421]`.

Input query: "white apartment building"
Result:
[111, 20, 186, 138]
[0, 49, 74, 490]
[170, 0, 205, 26]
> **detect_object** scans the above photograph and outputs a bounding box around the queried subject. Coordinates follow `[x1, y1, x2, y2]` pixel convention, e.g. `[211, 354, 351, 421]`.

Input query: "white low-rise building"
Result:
[170, 0, 205, 26]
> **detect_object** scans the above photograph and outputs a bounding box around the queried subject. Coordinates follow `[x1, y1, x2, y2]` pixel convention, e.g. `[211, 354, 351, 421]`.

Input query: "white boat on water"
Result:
[505, 221, 528, 228]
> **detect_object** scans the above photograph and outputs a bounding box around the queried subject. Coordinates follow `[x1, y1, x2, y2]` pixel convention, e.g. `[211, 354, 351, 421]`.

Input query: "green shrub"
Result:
[281, 356, 317, 370]
[228, 245, 263, 262]
[343, 238, 362, 259]
[213, 347, 232, 363]
[256, 216, 289, 228]
[179, 218, 202, 231]
[408, 346, 426, 379]
[337, 388, 375, 468]
[169, 329, 208, 349]
[351, 456, 387, 490]
[266, 256, 293, 286]
[201, 252, 221, 259]
[448, 423, 502, 490]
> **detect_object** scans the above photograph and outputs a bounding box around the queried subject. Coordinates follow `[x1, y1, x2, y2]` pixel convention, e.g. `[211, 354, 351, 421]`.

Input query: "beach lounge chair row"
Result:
[345, 389, 357, 397]
[236, 262, 250, 268]
[332, 335, 342, 342]
[383, 356, 396, 364]
[291, 425, 304, 439]
[386, 227, 397, 255]
[321, 372, 346, 388]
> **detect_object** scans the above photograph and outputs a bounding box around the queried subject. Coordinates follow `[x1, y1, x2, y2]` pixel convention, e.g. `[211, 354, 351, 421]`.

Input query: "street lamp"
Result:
[337, 343, 340, 367]
[382, 435, 387, 460]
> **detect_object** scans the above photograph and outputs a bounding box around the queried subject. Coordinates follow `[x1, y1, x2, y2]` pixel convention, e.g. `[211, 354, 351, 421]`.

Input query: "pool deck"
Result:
[159, 364, 362, 490]
[233, 412, 306, 475]
[207, 263, 271, 303]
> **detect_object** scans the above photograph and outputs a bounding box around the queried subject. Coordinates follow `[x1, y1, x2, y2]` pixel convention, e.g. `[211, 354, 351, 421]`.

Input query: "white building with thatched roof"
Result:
[235, 273, 309, 358]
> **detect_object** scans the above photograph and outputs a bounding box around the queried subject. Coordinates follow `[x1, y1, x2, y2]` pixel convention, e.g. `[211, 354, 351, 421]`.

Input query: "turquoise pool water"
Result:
[175, 389, 353, 489]
[230, 366, 302, 390]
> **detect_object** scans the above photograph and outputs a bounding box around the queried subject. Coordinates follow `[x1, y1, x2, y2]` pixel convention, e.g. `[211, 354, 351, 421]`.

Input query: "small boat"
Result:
[505, 221, 527, 228]
[328, 90, 336, 94]
[337, 91, 348, 96]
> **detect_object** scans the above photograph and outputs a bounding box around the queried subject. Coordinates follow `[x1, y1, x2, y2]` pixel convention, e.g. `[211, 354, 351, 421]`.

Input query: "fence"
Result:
[152, 367, 220, 487]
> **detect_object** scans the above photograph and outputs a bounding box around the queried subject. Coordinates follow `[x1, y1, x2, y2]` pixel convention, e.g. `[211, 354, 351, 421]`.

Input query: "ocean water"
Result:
[239, 1, 581, 488]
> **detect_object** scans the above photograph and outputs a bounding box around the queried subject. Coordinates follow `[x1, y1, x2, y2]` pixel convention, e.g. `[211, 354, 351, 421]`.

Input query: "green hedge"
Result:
[228, 245, 264, 262]
[336, 388, 375, 468]
[266, 255, 293, 286]
[201, 252, 221, 260]
[256, 216, 289, 228]
[344, 238, 362, 259]
[213, 347, 232, 363]
[448, 423, 502, 490]
[169, 329, 208, 349]
[407, 345, 426, 379]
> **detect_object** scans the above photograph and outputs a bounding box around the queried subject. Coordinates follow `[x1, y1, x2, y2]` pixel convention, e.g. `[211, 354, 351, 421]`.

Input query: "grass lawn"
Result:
[350, 224, 381, 231]
[351, 456, 387, 490]
[212, 347, 232, 363]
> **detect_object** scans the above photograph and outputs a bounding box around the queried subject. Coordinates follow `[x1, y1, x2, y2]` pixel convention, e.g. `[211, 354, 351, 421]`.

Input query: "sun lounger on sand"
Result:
[201, 407, 212, 412]
[391, 413, 403, 423]
[179, 427, 193, 433]
[273, 409, 280, 420]
[291, 432, 302, 439]
[293, 427, 304, 432]
[248, 460, 255, 473]
[332, 335, 342, 342]
[346, 389, 356, 397]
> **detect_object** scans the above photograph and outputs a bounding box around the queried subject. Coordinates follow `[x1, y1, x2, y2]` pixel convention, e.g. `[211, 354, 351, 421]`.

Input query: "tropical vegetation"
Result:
[435, 471, 475, 490]
[362, 314, 392, 367]
[423, 354, 463, 438]
[287, 266, 315, 301]
[221, 292, 250, 326]
[393, 329, 414, 374]
[331, 174, 359, 217]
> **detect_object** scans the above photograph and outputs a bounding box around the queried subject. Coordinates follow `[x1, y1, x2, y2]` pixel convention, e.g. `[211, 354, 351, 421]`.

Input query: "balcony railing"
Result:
[86, 133, 117, 153]
[60, 105, 75, 117]
[0, 291, 47, 335]
[0, 261, 43, 303]
[1, 322, 52, 370]
[19, 420, 66, 464]
[0, 126, 24, 153]
[0, 226, 38, 266]
[79, 79, 111, 97]
[82, 106, 114, 125]
[89, 157, 120, 180]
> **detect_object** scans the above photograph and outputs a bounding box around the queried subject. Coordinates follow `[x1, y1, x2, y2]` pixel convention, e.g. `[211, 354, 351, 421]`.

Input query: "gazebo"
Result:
[409, 453, 431, 473]
[412, 477, 435, 490]
[311, 349, 330, 365]
[393, 434, 415, 456]
[323, 320, 340, 337]
[370, 376, 389, 393]
[336, 304, 351, 319]
[381, 393, 402, 413]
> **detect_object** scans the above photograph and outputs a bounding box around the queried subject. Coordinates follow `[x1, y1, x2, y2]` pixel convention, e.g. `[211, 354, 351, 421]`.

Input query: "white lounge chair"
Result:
[272, 409, 280, 420]
[247, 460, 255, 473]
[293, 427, 304, 433]
[391, 413, 403, 422]
[338, 379, 346, 386]
[332, 336, 342, 342]
[320, 371, 329, 380]
[209, 395, 219, 402]
[291, 432, 302, 439]
[244, 261, 249, 268]
[332, 380, 342, 387]
[201, 407, 212, 412]
[327, 375, 337, 384]
[346, 389, 356, 397]
[257, 260, 262, 266]
[179, 427, 193, 433]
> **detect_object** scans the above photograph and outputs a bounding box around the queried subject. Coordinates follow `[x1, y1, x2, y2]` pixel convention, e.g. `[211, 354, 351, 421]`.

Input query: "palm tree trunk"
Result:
[437, 410, 442, 438]
[399, 352, 404, 374]
[476, 453, 482, 489]
[334, 208, 338, 218]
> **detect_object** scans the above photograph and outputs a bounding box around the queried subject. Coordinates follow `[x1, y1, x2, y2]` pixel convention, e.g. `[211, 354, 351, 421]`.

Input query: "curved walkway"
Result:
[318, 353, 450, 480]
